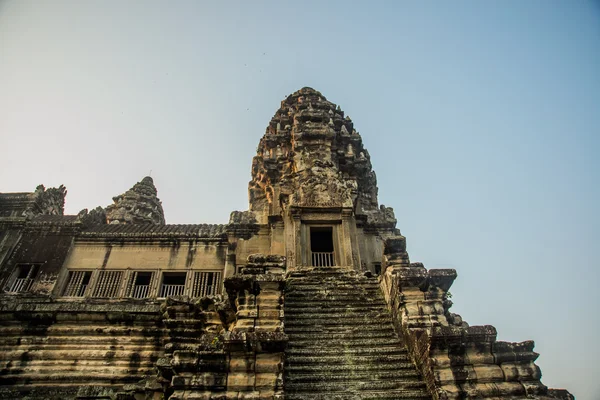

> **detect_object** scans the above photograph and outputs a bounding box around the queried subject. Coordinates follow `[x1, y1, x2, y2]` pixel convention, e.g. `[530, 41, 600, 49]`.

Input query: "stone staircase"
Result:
[283, 267, 431, 400]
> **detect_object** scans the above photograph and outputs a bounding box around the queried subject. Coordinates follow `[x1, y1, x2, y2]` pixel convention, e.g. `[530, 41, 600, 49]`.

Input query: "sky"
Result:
[1, 1, 599, 397]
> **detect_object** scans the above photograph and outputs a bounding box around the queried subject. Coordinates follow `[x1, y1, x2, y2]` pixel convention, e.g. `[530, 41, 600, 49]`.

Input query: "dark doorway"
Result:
[310, 227, 335, 266]
[310, 227, 334, 252]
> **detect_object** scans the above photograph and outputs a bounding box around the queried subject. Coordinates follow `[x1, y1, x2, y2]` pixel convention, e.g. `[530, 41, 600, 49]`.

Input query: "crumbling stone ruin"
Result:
[0, 87, 573, 399]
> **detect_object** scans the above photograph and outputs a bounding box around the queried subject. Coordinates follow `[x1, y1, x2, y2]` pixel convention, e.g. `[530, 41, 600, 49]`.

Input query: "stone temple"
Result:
[0, 88, 573, 399]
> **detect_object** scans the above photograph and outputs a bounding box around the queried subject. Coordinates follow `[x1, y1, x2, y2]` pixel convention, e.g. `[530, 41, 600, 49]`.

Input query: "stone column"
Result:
[339, 210, 354, 267]
[344, 209, 362, 271]
[292, 211, 302, 269]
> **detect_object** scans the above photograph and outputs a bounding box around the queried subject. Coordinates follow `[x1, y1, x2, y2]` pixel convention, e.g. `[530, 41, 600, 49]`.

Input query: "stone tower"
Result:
[237, 87, 396, 273]
[0, 88, 573, 400]
[105, 176, 165, 225]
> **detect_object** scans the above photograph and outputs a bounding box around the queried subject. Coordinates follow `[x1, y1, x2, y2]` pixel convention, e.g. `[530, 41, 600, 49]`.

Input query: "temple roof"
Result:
[80, 223, 227, 239]
[30, 215, 79, 225]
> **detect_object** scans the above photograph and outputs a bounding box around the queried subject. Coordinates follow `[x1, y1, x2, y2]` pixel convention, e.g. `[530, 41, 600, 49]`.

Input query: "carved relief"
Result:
[32, 272, 58, 295]
[77, 206, 107, 227]
[23, 184, 67, 218]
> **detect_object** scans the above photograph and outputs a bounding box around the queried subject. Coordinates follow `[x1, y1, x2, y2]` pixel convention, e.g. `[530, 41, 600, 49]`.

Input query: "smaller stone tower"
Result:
[105, 176, 165, 224]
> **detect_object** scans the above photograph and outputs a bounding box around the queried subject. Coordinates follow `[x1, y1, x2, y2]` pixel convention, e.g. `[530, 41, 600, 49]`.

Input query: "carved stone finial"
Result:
[105, 176, 165, 224]
[23, 184, 67, 218]
[77, 206, 107, 227]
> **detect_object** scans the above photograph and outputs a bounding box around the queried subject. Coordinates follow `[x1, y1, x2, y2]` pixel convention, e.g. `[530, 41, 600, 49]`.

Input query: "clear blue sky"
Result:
[1, 1, 598, 397]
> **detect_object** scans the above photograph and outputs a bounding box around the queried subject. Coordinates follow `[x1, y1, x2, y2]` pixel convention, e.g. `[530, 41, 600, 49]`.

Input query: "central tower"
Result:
[238, 87, 398, 271]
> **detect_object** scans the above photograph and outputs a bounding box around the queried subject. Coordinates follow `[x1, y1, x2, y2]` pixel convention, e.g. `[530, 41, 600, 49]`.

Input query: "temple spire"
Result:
[105, 176, 165, 224]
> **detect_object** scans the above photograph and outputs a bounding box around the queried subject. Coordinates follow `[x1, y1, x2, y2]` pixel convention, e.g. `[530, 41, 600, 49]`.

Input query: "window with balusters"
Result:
[62, 270, 93, 297]
[191, 271, 221, 297]
[5, 264, 40, 293]
[60, 269, 224, 299]
[126, 271, 154, 299]
[92, 270, 124, 297]
[159, 272, 187, 297]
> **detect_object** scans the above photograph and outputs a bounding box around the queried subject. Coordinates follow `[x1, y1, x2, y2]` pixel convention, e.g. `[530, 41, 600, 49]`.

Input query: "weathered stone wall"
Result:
[63, 240, 227, 272]
[149, 254, 286, 400]
[0, 226, 23, 275]
[0, 223, 77, 296]
[222, 255, 287, 398]
[230, 226, 273, 273]
[0, 297, 166, 399]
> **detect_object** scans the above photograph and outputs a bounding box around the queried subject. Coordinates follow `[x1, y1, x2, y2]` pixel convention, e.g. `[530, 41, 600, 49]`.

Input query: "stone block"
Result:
[255, 353, 281, 373]
[254, 372, 277, 390]
[472, 364, 504, 382]
[229, 356, 255, 372]
[227, 372, 256, 391]
[257, 309, 280, 319]
[500, 361, 541, 381]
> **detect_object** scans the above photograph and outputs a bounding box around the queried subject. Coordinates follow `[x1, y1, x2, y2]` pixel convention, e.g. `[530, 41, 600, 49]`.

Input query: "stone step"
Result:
[285, 304, 388, 312]
[286, 288, 380, 293]
[286, 370, 423, 383]
[286, 275, 375, 281]
[287, 277, 377, 282]
[284, 301, 387, 310]
[284, 323, 397, 334]
[284, 311, 391, 321]
[286, 283, 380, 289]
[285, 293, 383, 300]
[286, 345, 406, 356]
[285, 302, 387, 308]
[286, 283, 381, 290]
[284, 361, 416, 373]
[283, 390, 431, 400]
[288, 336, 403, 348]
[284, 298, 385, 305]
[285, 378, 427, 392]
[286, 328, 398, 338]
[285, 292, 384, 306]
[285, 305, 388, 312]
[286, 353, 412, 365]
[285, 316, 393, 328]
